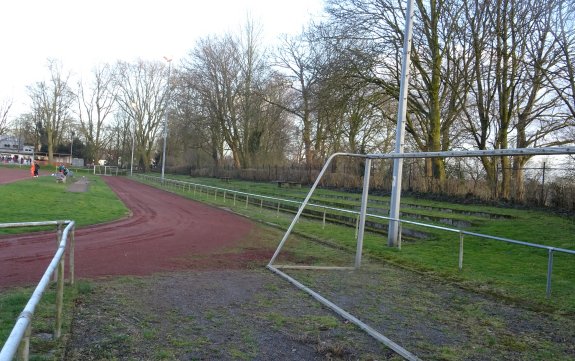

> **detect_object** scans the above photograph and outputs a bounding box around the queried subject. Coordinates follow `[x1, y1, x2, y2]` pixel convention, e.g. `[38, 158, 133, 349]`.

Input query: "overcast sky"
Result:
[0, 0, 325, 117]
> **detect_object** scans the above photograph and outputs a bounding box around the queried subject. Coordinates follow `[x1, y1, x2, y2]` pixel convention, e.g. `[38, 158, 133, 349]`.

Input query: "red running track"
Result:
[0, 172, 255, 288]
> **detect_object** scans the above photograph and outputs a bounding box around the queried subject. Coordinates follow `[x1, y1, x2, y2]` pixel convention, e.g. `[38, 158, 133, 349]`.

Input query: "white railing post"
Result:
[16, 324, 31, 361]
[546, 248, 554, 298]
[459, 232, 464, 271]
[69, 227, 75, 285]
[55, 257, 64, 339]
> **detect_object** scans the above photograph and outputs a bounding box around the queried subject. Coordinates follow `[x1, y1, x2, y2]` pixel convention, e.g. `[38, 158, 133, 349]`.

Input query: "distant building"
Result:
[0, 134, 84, 166]
[0, 135, 32, 153]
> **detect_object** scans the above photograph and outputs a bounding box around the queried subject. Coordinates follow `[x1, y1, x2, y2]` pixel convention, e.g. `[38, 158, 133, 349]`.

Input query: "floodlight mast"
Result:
[388, 0, 415, 247]
[161, 56, 173, 184]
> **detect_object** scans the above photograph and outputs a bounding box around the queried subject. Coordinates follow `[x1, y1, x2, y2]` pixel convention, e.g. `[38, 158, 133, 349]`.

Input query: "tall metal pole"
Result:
[388, 0, 415, 247]
[161, 57, 172, 184]
[130, 122, 135, 177]
[70, 131, 74, 165]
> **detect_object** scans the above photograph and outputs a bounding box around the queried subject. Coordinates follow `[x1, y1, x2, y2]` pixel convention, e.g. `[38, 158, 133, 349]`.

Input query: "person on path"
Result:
[30, 162, 35, 177]
[33, 162, 39, 177]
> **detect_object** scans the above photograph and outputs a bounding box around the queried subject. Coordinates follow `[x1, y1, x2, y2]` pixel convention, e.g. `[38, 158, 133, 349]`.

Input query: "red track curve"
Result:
[0, 173, 255, 288]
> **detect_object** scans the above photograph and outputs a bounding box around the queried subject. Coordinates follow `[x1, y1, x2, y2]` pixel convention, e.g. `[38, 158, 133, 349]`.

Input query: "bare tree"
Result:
[181, 19, 282, 170]
[273, 31, 325, 168]
[461, 0, 573, 200]
[511, 0, 572, 201]
[0, 98, 12, 135]
[76, 64, 117, 165]
[182, 35, 240, 168]
[115, 60, 171, 172]
[27, 59, 75, 162]
[176, 65, 226, 169]
[324, 0, 469, 190]
[551, 2, 575, 119]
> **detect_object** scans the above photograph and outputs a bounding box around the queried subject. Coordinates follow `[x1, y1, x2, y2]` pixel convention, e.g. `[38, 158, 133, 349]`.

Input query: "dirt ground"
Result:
[1, 169, 574, 360]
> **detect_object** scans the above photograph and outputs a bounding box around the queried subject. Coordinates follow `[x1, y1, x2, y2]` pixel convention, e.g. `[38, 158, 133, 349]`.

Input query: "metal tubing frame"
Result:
[267, 264, 421, 361]
[264, 146, 575, 268]
[273, 265, 355, 271]
[0, 221, 75, 361]
[268, 152, 361, 265]
[355, 158, 371, 268]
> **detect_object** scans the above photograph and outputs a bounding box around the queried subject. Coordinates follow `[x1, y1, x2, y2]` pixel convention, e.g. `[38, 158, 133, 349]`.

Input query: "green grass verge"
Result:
[0, 281, 93, 360]
[0, 172, 129, 235]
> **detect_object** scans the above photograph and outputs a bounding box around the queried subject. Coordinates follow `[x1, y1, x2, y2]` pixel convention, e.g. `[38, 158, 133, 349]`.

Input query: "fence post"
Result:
[398, 222, 402, 250]
[233, 193, 236, 206]
[223, 191, 226, 203]
[277, 202, 280, 217]
[16, 324, 31, 361]
[55, 254, 65, 339]
[245, 195, 249, 208]
[459, 232, 464, 271]
[54, 223, 62, 282]
[214, 189, 217, 201]
[546, 248, 554, 298]
[69, 226, 75, 285]
[260, 199, 263, 210]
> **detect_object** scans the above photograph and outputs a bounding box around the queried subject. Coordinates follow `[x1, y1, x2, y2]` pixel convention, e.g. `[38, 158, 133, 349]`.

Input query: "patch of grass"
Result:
[265, 312, 289, 328]
[154, 348, 176, 359]
[142, 328, 156, 340]
[301, 315, 340, 331]
[0, 171, 129, 235]
[228, 347, 251, 360]
[0, 280, 93, 360]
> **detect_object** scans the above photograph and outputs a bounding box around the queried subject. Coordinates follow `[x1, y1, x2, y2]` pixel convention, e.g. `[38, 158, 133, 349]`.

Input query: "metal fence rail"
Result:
[137, 174, 575, 298]
[0, 220, 76, 361]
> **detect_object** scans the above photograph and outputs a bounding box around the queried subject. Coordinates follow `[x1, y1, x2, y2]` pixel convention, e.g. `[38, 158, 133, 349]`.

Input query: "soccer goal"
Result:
[93, 165, 119, 176]
[267, 146, 575, 361]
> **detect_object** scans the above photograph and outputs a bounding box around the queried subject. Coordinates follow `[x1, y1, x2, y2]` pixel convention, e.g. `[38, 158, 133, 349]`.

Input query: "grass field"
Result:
[0, 172, 129, 234]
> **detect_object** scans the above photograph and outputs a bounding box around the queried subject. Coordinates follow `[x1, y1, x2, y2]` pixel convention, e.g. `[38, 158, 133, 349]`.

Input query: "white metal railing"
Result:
[137, 173, 575, 298]
[0, 220, 75, 361]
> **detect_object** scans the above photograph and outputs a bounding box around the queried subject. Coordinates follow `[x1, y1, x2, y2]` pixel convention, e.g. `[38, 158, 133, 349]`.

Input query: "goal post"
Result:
[93, 165, 119, 176]
[268, 146, 575, 269]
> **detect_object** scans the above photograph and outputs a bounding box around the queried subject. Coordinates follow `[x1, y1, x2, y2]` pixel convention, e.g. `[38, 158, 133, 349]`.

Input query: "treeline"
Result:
[2, 0, 574, 205]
